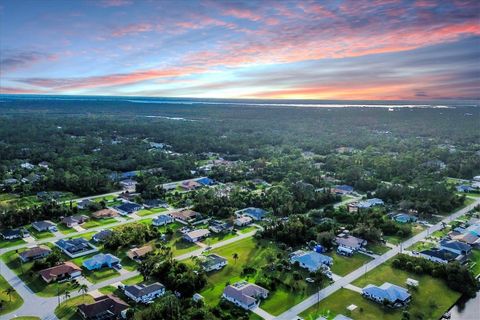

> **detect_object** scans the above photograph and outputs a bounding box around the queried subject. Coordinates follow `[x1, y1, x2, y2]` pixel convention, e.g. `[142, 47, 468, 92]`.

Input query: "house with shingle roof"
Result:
[200, 254, 228, 272]
[183, 229, 210, 242]
[123, 282, 165, 303]
[235, 207, 267, 221]
[39, 262, 82, 283]
[115, 202, 142, 215]
[62, 215, 88, 228]
[335, 234, 367, 251]
[91, 208, 118, 219]
[77, 294, 129, 319]
[32, 220, 57, 232]
[362, 282, 411, 307]
[152, 215, 174, 227]
[19, 245, 52, 262]
[419, 248, 462, 264]
[92, 229, 113, 243]
[83, 253, 120, 271]
[127, 245, 153, 261]
[439, 239, 471, 255]
[222, 281, 269, 310]
[170, 209, 202, 223]
[55, 238, 98, 258]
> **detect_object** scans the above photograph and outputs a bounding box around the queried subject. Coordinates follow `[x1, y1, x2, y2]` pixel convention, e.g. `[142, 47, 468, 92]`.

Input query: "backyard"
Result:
[326, 251, 372, 276]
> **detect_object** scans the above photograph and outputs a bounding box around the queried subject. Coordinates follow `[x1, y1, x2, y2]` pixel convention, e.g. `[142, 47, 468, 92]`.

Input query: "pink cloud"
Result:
[222, 7, 262, 21]
[111, 23, 153, 37]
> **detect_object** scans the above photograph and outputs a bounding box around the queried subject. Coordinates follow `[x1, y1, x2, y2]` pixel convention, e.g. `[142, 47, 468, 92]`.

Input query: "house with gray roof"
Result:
[123, 282, 165, 303]
[335, 234, 367, 251]
[439, 239, 471, 256]
[200, 254, 228, 272]
[32, 220, 57, 232]
[362, 282, 411, 307]
[419, 248, 462, 264]
[290, 250, 333, 272]
[222, 281, 269, 310]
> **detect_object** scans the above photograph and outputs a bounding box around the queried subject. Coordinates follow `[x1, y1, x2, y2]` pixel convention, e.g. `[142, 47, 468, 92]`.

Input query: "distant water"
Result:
[0, 94, 478, 109]
[449, 294, 480, 320]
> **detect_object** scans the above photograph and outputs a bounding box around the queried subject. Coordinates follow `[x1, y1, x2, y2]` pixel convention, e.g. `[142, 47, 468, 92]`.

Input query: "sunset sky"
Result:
[0, 0, 479, 100]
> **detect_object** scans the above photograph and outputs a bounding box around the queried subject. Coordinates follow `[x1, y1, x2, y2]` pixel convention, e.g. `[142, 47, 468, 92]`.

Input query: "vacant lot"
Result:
[326, 251, 372, 276]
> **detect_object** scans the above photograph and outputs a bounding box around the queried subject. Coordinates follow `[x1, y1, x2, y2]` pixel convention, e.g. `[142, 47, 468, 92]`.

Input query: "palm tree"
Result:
[64, 290, 71, 302]
[78, 284, 88, 302]
[3, 288, 14, 302]
[232, 253, 239, 264]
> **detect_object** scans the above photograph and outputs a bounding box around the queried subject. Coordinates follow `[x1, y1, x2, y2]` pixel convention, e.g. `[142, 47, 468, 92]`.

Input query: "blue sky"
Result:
[0, 0, 479, 99]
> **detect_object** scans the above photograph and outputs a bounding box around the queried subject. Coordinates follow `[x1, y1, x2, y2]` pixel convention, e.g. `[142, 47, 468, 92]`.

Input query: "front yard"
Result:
[326, 251, 372, 276]
[55, 294, 95, 320]
[0, 274, 23, 316]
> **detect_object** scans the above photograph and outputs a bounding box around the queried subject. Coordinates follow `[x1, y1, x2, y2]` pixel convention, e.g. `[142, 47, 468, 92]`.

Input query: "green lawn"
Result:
[56, 223, 76, 235]
[0, 274, 23, 316]
[1, 249, 78, 297]
[237, 226, 258, 234]
[365, 243, 390, 255]
[55, 294, 95, 320]
[81, 218, 117, 229]
[406, 241, 435, 252]
[199, 237, 318, 316]
[10, 317, 41, 320]
[70, 232, 96, 241]
[122, 274, 144, 285]
[468, 249, 480, 277]
[136, 207, 167, 216]
[70, 252, 120, 284]
[204, 231, 238, 245]
[0, 237, 26, 249]
[351, 261, 461, 320]
[326, 251, 372, 276]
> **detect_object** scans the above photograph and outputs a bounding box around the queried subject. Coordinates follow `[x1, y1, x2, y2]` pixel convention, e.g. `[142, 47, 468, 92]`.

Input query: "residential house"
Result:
[143, 199, 168, 209]
[183, 229, 210, 242]
[457, 185, 475, 193]
[38, 161, 50, 169]
[19, 245, 52, 262]
[465, 223, 480, 237]
[39, 261, 82, 283]
[55, 238, 98, 258]
[419, 248, 462, 264]
[335, 234, 367, 251]
[235, 207, 267, 221]
[152, 215, 174, 227]
[91, 208, 118, 219]
[200, 254, 228, 272]
[439, 239, 472, 255]
[356, 198, 384, 209]
[453, 232, 480, 246]
[127, 245, 153, 261]
[115, 202, 142, 215]
[290, 250, 333, 272]
[170, 209, 202, 223]
[92, 229, 113, 243]
[62, 215, 88, 228]
[123, 282, 165, 303]
[83, 253, 120, 270]
[119, 179, 137, 192]
[209, 220, 234, 233]
[1, 228, 29, 240]
[234, 216, 253, 227]
[196, 177, 215, 186]
[181, 180, 202, 191]
[32, 220, 57, 232]
[337, 246, 354, 257]
[77, 294, 129, 320]
[222, 281, 269, 310]
[21, 162, 35, 170]
[362, 282, 411, 307]
[332, 185, 354, 195]
[77, 199, 93, 210]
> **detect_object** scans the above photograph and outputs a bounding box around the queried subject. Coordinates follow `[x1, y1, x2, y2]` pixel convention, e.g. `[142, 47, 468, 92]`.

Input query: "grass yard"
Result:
[352, 261, 461, 320]
[365, 243, 390, 255]
[70, 231, 96, 241]
[0, 274, 23, 316]
[406, 241, 435, 252]
[468, 249, 480, 277]
[69, 252, 120, 284]
[136, 207, 167, 216]
[199, 237, 318, 316]
[1, 249, 78, 297]
[56, 223, 76, 235]
[10, 317, 41, 320]
[204, 231, 238, 245]
[81, 217, 117, 229]
[326, 251, 372, 276]
[155, 223, 202, 256]
[55, 294, 95, 320]
[237, 226, 258, 234]
[122, 274, 144, 285]
[0, 237, 26, 249]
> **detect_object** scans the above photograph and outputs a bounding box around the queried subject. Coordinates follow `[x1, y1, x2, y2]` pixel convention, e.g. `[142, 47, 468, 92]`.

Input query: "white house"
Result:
[123, 282, 165, 303]
[183, 229, 210, 242]
[234, 216, 253, 227]
[201, 254, 228, 272]
[222, 281, 269, 310]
